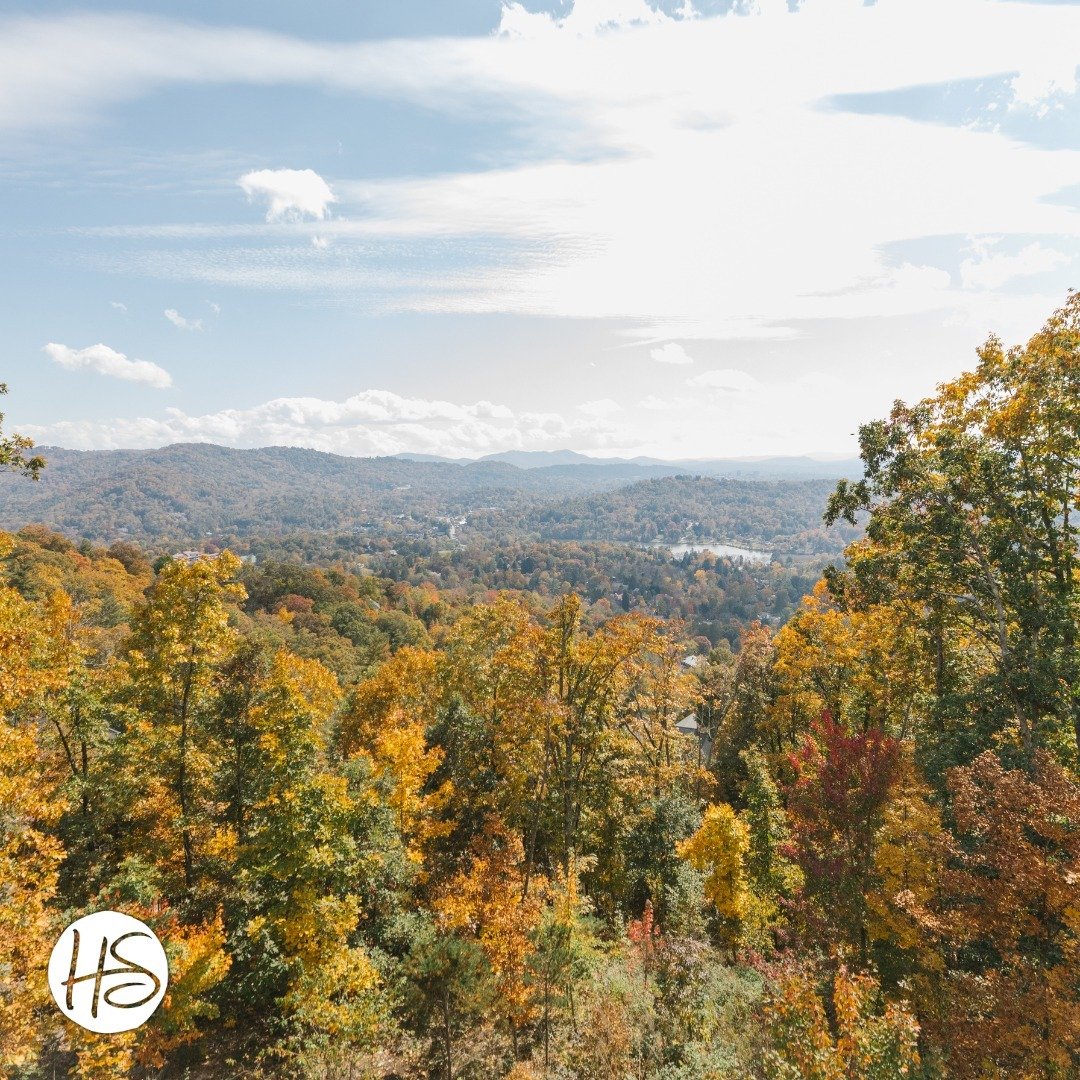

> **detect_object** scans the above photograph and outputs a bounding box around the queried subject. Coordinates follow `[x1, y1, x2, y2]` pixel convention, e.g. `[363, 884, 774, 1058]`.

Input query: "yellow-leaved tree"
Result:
[0, 540, 76, 1069]
[341, 647, 452, 863]
[239, 651, 387, 1052]
[435, 814, 543, 1047]
[677, 802, 750, 950]
[123, 553, 245, 900]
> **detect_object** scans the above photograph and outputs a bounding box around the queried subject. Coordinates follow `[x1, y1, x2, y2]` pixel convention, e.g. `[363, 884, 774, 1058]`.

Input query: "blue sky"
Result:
[3, 0, 1080, 459]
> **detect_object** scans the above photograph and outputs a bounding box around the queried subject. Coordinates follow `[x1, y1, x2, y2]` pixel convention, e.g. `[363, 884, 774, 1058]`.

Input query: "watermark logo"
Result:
[47, 911, 168, 1034]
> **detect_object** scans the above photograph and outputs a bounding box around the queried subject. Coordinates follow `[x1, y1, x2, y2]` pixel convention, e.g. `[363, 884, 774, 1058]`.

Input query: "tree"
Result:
[701, 622, 775, 802]
[130, 906, 232, 1072]
[827, 293, 1080, 765]
[928, 751, 1080, 1078]
[767, 582, 928, 753]
[227, 651, 387, 1053]
[404, 929, 495, 1080]
[677, 802, 750, 950]
[758, 964, 920, 1080]
[0, 383, 44, 478]
[123, 553, 244, 900]
[866, 749, 946, 964]
[784, 714, 900, 960]
[0, 569, 72, 1069]
[537, 595, 662, 882]
[434, 815, 542, 1053]
[739, 747, 801, 947]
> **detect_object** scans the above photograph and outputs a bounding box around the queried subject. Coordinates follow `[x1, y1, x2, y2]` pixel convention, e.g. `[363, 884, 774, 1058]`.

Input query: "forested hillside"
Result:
[0, 443, 856, 555]
[3, 297, 1080, 1078]
[364, 539, 822, 647]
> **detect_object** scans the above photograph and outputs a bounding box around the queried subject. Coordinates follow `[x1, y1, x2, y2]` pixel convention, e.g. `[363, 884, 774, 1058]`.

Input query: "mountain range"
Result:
[394, 449, 863, 477]
[0, 443, 861, 551]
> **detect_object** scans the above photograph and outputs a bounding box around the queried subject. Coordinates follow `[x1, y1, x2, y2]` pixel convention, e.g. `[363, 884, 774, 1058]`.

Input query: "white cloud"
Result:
[11, 3, 1080, 343]
[498, 0, 670, 39]
[238, 168, 336, 222]
[960, 239, 1070, 290]
[4, 5, 1078, 139]
[23, 388, 624, 457]
[577, 397, 622, 417]
[650, 342, 695, 365]
[42, 342, 172, 389]
[311, 235, 330, 249]
[164, 307, 203, 331]
[686, 368, 761, 393]
[208, 300, 221, 313]
[110, 300, 127, 313]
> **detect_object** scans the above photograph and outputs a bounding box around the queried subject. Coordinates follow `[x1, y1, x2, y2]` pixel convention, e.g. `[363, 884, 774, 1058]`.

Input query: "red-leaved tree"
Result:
[784, 713, 900, 960]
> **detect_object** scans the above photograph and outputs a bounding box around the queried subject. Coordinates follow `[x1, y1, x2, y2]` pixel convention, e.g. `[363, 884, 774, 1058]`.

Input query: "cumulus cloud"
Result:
[42, 342, 172, 389]
[26, 356, 924, 460]
[650, 342, 695, 365]
[238, 168, 337, 222]
[164, 307, 203, 331]
[110, 300, 127, 313]
[960, 239, 1070, 291]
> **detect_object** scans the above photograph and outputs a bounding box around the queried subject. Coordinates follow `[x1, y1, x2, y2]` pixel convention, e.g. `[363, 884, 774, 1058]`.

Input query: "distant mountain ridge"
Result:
[0, 443, 861, 551]
[397, 449, 863, 478]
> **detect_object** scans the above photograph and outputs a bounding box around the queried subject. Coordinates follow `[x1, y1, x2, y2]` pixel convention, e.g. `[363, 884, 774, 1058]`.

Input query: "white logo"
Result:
[47, 911, 169, 1033]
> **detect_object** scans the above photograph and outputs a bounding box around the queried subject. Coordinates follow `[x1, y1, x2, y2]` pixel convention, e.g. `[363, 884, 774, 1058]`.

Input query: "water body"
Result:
[667, 542, 772, 564]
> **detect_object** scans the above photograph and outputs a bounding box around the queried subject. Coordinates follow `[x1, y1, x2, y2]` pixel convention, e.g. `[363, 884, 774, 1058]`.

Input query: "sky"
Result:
[3, 0, 1080, 461]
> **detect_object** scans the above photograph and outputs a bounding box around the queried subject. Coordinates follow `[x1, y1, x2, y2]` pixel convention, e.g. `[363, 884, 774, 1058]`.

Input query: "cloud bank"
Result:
[23, 388, 622, 457]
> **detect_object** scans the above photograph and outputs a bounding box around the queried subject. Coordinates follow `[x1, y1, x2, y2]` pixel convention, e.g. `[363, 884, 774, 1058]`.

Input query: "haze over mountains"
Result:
[0, 443, 861, 553]
[395, 449, 863, 477]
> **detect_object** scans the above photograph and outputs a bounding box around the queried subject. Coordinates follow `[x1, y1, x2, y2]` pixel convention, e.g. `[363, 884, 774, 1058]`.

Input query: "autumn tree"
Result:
[0, 559, 72, 1069]
[928, 751, 1080, 1078]
[123, 553, 245, 901]
[767, 581, 928, 753]
[758, 964, 920, 1080]
[224, 651, 387, 1055]
[535, 595, 664, 888]
[784, 715, 900, 960]
[434, 815, 542, 1054]
[827, 293, 1080, 765]
[865, 748, 947, 995]
[677, 802, 750, 951]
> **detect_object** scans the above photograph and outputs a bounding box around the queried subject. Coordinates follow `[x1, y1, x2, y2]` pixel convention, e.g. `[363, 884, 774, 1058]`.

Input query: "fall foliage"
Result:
[3, 296, 1080, 1076]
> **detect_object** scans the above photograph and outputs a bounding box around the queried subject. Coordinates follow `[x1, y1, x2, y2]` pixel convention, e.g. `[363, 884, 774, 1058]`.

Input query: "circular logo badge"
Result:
[47, 911, 169, 1034]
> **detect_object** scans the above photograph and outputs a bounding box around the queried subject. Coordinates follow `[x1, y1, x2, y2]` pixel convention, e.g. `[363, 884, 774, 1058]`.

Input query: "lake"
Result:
[666, 542, 772, 564]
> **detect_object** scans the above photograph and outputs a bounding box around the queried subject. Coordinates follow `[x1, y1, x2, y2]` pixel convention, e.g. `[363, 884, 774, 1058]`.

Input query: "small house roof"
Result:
[675, 713, 699, 734]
